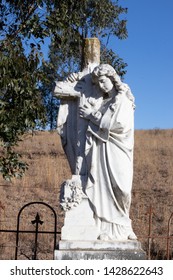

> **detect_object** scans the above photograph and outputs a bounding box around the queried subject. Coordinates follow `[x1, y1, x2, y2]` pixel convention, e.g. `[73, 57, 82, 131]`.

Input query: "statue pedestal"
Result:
[57, 194, 146, 260]
[54, 240, 146, 260]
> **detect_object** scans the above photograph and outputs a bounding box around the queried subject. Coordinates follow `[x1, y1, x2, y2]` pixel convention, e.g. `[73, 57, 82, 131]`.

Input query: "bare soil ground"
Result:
[0, 129, 173, 259]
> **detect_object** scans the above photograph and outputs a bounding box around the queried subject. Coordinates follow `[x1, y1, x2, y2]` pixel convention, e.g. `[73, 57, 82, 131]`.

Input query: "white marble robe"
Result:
[85, 89, 135, 240]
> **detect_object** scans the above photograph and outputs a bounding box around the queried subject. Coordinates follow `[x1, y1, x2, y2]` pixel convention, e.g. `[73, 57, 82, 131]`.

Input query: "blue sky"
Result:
[39, 1, 172, 130]
[110, 0, 173, 129]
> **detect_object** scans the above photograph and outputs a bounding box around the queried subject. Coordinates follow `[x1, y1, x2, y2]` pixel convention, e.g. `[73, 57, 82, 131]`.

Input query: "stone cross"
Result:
[54, 38, 101, 240]
[54, 38, 100, 176]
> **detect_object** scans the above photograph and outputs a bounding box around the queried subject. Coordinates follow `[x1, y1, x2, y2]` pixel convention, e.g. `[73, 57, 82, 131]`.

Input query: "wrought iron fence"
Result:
[140, 206, 173, 260]
[0, 201, 60, 260]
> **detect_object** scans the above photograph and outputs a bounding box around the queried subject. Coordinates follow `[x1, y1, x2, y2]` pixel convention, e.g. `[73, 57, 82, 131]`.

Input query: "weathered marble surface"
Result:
[54, 250, 146, 260]
[54, 62, 136, 242]
[52, 22, 140, 245]
[58, 240, 142, 250]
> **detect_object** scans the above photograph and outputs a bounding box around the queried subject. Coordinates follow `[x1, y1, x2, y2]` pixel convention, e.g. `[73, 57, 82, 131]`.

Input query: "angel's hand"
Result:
[65, 73, 79, 83]
[79, 103, 93, 119]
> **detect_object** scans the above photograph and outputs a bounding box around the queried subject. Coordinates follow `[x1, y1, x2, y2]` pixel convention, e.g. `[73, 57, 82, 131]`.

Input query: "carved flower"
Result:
[60, 178, 83, 211]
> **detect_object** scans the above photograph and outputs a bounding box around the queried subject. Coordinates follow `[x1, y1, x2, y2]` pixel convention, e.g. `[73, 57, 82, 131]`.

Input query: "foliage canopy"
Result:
[0, 0, 128, 179]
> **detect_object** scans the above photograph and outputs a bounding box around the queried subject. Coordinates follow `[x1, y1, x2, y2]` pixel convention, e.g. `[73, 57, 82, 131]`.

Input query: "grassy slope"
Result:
[0, 129, 173, 259]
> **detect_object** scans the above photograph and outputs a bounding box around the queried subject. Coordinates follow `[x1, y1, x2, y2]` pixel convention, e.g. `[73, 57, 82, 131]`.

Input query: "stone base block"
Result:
[54, 249, 146, 260]
[58, 240, 142, 250]
[54, 240, 146, 260]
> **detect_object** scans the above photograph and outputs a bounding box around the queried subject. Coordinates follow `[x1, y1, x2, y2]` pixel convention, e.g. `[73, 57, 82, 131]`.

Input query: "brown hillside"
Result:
[0, 129, 173, 259]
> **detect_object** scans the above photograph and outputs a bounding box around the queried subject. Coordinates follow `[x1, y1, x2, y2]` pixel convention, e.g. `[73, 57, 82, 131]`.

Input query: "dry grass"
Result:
[134, 129, 173, 190]
[0, 129, 173, 259]
[131, 129, 173, 258]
